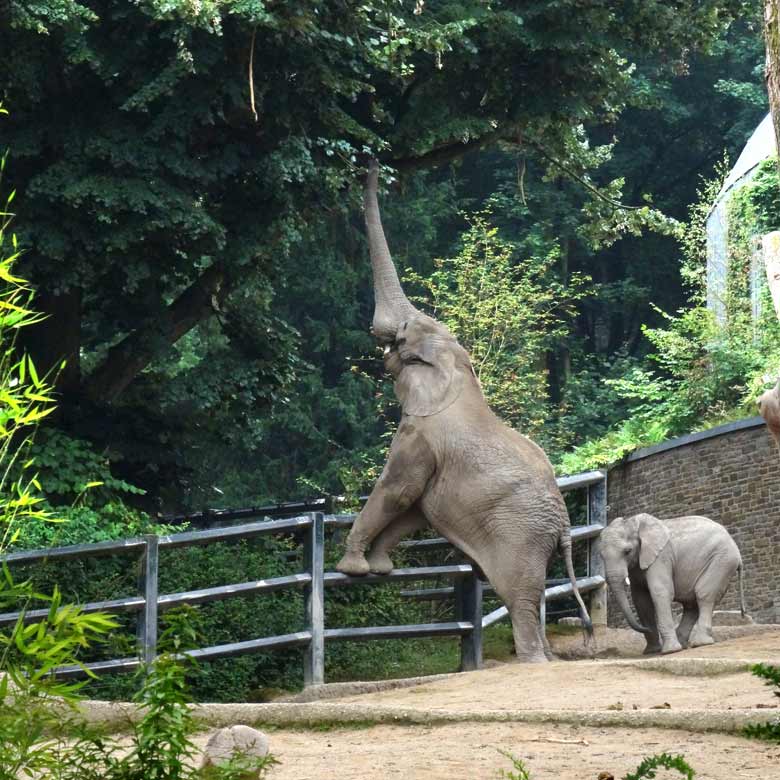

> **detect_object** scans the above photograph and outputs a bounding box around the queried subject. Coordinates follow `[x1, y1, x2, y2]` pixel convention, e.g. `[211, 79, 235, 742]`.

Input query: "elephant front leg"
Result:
[365, 506, 428, 575]
[631, 585, 661, 655]
[336, 427, 434, 576]
[647, 580, 682, 654]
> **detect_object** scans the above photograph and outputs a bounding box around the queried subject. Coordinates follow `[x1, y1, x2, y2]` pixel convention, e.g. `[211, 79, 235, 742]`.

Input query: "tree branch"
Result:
[388, 126, 517, 173]
[84, 263, 228, 404]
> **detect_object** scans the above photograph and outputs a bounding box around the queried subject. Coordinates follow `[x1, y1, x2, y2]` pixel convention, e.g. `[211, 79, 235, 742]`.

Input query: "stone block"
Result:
[200, 725, 269, 779]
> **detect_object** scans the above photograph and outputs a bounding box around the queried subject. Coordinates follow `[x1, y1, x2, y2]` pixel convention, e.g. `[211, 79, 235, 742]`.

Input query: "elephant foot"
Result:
[336, 551, 370, 576]
[688, 628, 714, 648]
[366, 550, 394, 575]
[660, 638, 683, 655]
[643, 643, 662, 655]
[514, 651, 549, 664]
[675, 633, 690, 649]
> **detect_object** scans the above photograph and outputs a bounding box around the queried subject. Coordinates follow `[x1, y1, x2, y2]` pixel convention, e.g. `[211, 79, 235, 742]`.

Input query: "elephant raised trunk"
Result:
[364, 160, 420, 342]
[607, 574, 651, 635]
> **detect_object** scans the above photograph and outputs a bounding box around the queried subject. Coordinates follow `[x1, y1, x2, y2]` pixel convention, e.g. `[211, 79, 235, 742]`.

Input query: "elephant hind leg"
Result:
[491, 558, 548, 663]
[676, 604, 699, 648]
[689, 563, 731, 647]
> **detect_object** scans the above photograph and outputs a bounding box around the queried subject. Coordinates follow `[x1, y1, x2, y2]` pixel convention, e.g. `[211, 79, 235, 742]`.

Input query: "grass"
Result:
[324, 623, 517, 684]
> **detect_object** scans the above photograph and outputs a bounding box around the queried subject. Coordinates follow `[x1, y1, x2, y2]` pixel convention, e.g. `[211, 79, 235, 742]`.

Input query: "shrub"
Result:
[744, 663, 780, 743]
[497, 751, 695, 779]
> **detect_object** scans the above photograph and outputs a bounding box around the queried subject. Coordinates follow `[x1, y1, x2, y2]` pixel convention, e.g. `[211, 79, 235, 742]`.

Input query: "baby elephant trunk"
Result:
[607, 574, 652, 635]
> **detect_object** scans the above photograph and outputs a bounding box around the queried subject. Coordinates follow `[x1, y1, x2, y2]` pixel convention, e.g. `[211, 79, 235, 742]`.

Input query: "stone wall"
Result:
[606, 417, 780, 626]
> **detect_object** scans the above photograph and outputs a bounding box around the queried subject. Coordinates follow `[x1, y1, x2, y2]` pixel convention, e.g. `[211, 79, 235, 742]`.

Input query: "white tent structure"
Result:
[706, 113, 778, 321]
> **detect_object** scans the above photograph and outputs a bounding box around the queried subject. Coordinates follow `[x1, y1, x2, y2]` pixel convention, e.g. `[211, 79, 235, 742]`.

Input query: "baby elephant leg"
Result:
[689, 564, 729, 647]
[676, 605, 699, 648]
[631, 586, 661, 654]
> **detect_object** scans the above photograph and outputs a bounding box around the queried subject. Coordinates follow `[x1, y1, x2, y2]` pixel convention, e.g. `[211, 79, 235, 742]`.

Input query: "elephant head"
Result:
[600, 513, 671, 634]
[365, 162, 476, 417]
[758, 379, 780, 454]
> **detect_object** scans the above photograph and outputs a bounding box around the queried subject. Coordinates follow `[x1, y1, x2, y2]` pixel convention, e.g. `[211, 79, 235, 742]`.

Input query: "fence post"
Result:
[303, 512, 325, 686]
[137, 534, 159, 666]
[455, 572, 482, 671]
[587, 473, 608, 627]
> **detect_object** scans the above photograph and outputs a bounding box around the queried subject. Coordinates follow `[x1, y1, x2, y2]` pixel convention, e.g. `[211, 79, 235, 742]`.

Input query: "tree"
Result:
[0, 0, 752, 502]
[766, 0, 780, 168]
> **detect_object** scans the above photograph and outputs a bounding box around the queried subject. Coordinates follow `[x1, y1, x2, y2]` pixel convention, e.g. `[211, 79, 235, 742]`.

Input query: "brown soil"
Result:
[238, 629, 780, 780]
[230, 721, 780, 780]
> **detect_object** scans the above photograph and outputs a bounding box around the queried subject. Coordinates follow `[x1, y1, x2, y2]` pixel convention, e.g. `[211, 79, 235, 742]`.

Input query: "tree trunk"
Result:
[84, 263, 226, 404]
[766, 0, 780, 176]
[20, 288, 81, 398]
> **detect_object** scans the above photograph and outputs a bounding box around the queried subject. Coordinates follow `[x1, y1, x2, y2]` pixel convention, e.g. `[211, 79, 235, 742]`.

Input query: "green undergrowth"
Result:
[499, 751, 695, 780]
[324, 623, 517, 685]
[744, 663, 780, 742]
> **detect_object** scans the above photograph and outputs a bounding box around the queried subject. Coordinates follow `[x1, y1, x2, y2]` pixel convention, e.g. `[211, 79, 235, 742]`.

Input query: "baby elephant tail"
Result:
[738, 561, 747, 619]
[560, 526, 594, 640]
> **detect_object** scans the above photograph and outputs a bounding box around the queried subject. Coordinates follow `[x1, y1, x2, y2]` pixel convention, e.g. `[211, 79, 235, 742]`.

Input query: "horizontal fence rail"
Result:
[0, 471, 607, 685]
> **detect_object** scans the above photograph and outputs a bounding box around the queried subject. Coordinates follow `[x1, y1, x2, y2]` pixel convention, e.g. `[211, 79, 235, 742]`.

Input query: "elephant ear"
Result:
[637, 513, 670, 570]
[395, 344, 465, 417]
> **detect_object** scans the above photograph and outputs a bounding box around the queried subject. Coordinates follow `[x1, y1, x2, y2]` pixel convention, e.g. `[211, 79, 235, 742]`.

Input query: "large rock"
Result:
[199, 725, 269, 779]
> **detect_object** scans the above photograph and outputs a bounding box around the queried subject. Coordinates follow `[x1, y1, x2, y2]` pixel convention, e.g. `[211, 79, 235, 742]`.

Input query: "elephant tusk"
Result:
[625, 576, 630, 586]
[384, 344, 391, 355]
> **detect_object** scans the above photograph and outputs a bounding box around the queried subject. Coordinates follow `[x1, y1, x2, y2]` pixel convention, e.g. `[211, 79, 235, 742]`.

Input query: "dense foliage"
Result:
[0, 148, 276, 773]
[0, 0, 762, 509]
[560, 154, 780, 473]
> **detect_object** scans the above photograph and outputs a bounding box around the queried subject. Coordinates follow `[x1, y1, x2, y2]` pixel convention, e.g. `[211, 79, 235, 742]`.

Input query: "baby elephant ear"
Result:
[637, 513, 670, 570]
[395, 346, 464, 417]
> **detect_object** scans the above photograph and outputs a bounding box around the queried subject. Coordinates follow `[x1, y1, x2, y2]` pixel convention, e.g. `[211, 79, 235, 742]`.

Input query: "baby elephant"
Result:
[600, 513, 744, 655]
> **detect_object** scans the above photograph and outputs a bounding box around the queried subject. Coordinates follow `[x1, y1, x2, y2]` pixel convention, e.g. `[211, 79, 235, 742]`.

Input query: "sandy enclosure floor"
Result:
[247, 630, 780, 780]
[219, 721, 780, 780]
[332, 631, 780, 714]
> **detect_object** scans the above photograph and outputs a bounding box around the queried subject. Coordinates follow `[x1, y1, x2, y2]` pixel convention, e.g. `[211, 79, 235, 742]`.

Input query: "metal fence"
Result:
[0, 470, 607, 686]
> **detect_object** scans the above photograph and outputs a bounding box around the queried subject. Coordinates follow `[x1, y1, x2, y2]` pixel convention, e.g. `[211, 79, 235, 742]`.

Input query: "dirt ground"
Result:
[236, 629, 780, 780]
[331, 628, 780, 714]
[227, 721, 780, 780]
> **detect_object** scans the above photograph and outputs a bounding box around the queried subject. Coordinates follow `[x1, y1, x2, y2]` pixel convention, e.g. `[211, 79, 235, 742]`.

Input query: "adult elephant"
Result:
[336, 161, 591, 662]
[759, 379, 780, 455]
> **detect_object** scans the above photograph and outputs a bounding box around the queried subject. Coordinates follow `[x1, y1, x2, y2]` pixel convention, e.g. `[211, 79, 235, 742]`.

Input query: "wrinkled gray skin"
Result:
[600, 513, 744, 655]
[335, 161, 591, 663]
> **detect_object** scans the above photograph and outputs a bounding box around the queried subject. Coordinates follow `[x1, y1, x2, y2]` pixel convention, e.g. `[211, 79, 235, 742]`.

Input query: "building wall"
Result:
[606, 418, 780, 625]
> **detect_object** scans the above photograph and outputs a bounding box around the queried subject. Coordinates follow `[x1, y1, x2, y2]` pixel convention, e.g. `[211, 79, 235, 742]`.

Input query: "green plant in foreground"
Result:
[623, 753, 695, 780]
[497, 750, 532, 780]
[744, 663, 780, 743]
[0, 132, 275, 779]
[497, 751, 695, 779]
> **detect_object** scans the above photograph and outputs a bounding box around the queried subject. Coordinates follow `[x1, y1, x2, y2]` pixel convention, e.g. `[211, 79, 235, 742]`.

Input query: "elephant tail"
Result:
[559, 528, 594, 640]
[738, 561, 746, 618]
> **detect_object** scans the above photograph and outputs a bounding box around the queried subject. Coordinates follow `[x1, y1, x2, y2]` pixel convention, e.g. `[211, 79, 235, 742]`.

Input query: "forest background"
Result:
[1, 0, 776, 519]
[2, 0, 780, 699]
